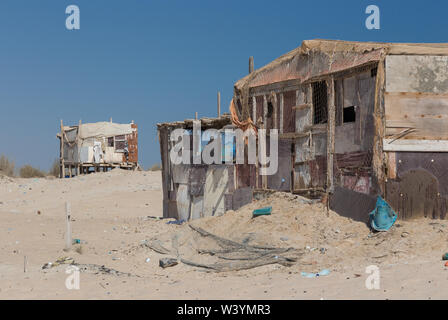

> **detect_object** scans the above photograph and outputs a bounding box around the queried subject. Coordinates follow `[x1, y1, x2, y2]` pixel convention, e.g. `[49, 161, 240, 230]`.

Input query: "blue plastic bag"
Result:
[369, 196, 397, 231]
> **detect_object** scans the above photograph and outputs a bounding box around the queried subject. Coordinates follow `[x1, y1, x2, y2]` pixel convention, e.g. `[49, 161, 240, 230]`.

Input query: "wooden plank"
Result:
[383, 139, 448, 151]
[387, 152, 397, 179]
[326, 77, 335, 192]
[292, 104, 311, 110]
[279, 93, 284, 134]
[385, 92, 448, 139]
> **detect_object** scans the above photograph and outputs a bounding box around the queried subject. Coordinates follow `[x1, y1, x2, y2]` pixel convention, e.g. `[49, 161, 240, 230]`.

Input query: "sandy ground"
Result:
[1, 169, 448, 300]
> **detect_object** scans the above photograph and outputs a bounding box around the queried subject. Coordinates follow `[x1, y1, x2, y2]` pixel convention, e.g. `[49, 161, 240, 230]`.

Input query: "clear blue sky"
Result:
[0, 0, 447, 171]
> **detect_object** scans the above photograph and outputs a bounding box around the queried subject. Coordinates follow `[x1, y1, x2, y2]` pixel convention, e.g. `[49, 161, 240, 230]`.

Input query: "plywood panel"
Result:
[385, 92, 448, 140]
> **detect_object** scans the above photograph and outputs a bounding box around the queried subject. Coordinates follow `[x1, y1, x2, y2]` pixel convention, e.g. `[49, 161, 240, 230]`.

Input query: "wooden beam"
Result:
[249, 56, 254, 74]
[326, 77, 335, 193]
[279, 93, 284, 134]
[60, 119, 65, 179]
[217, 91, 221, 117]
[383, 139, 448, 152]
[292, 104, 312, 110]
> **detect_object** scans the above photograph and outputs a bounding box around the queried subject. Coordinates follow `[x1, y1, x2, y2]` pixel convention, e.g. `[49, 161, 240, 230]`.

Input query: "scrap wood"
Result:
[42, 257, 136, 277]
[180, 255, 297, 272]
[143, 239, 172, 255]
[73, 263, 136, 277]
[189, 224, 284, 252]
[141, 224, 303, 272]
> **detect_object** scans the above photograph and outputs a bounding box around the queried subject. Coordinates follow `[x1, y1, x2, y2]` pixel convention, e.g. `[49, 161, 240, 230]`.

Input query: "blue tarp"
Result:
[369, 196, 397, 231]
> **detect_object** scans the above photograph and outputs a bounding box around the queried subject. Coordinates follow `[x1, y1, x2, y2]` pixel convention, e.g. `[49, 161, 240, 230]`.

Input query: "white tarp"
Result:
[78, 122, 134, 139]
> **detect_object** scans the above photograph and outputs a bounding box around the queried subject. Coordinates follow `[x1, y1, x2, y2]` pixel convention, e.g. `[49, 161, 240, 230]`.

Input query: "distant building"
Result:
[57, 120, 138, 177]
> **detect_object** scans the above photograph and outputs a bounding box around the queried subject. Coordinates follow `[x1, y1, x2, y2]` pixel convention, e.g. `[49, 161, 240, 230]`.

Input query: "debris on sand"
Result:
[159, 258, 178, 268]
[41, 257, 135, 277]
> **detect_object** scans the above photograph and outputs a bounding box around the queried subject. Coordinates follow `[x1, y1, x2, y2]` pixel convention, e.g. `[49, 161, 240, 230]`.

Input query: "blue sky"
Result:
[0, 0, 447, 170]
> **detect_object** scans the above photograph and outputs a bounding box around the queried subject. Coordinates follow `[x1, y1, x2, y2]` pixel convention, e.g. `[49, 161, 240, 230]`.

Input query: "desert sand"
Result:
[1, 169, 448, 300]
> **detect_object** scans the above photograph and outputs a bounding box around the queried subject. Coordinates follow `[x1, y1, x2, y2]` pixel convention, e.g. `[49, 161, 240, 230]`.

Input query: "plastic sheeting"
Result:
[78, 122, 134, 139]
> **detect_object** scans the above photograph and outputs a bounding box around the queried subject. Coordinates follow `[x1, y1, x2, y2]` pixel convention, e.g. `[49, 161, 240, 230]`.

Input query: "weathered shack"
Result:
[157, 114, 254, 220]
[57, 120, 138, 177]
[232, 39, 448, 221]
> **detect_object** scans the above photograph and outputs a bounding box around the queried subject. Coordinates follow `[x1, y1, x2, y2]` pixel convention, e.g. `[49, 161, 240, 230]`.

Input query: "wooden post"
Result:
[217, 91, 221, 118]
[279, 93, 284, 134]
[77, 119, 82, 176]
[60, 120, 65, 179]
[195, 112, 198, 120]
[249, 56, 254, 74]
[64, 202, 72, 251]
[252, 96, 256, 122]
[326, 77, 336, 194]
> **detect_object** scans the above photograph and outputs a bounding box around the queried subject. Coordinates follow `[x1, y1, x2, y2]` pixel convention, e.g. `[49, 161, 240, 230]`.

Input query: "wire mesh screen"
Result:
[312, 81, 328, 124]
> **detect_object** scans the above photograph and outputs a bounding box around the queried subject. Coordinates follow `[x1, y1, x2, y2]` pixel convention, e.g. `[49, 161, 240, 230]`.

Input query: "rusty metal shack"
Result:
[157, 114, 255, 220]
[57, 120, 138, 177]
[232, 39, 448, 221]
[159, 39, 448, 222]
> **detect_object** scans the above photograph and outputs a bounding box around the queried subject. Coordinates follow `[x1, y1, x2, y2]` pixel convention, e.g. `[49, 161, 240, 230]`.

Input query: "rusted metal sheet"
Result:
[385, 152, 448, 220]
[340, 175, 371, 194]
[267, 140, 291, 191]
[235, 43, 383, 90]
[256, 96, 264, 124]
[294, 163, 311, 189]
[231, 187, 253, 210]
[335, 151, 372, 171]
[309, 156, 327, 188]
[126, 123, 138, 163]
[236, 164, 256, 188]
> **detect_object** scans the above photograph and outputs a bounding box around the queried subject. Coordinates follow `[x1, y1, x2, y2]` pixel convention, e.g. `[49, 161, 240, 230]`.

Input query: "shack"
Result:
[157, 114, 254, 220]
[57, 120, 138, 177]
[232, 39, 448, 221]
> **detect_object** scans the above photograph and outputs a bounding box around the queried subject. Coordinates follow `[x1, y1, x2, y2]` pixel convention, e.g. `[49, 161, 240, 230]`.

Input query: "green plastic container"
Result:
[252, 206, 272, 217]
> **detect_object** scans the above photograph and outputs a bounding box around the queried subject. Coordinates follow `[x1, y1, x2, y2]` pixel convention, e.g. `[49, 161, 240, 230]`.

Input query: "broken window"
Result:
[343, 106, 356, 123]
[312, 81, 328, 124]
[114, 135, 127, 152]
[107, 137, 114, 147]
